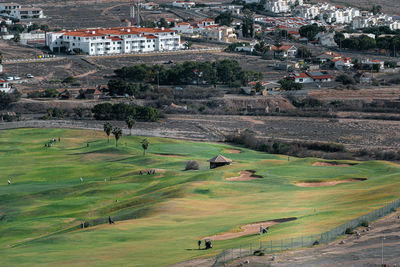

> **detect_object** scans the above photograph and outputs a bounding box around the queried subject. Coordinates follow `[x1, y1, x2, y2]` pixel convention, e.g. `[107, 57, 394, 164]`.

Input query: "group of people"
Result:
[139, 169, 156, 175]
[260, 225, 269, 234]
[197, 239, 212, 250]
[45, 137, 61, 147]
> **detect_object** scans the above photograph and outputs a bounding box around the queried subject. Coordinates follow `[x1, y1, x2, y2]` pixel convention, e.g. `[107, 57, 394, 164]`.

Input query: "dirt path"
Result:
[204, 218, 297, 241]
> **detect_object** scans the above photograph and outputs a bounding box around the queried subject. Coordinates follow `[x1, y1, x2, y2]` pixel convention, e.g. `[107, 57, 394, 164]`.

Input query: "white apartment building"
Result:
[46, 26, 182, 55]
[0, 2, 21, 12]
[9, 7, 44, 19]
[0, 3, 44, 19]
[265, 0, 303, 14]
[172, 1, 196, 9]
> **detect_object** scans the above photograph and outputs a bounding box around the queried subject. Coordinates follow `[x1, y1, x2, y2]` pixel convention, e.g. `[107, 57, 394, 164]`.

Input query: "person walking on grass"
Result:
[198, 240, 201, 250]
[108, 216, 114, 224]
[80, 177, 83, 183]
[8, 179, 11, 185]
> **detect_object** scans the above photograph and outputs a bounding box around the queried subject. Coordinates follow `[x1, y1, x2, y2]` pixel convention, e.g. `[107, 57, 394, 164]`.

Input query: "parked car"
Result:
[26, 74, 34, 78]
[13, 76, 21, 80]
[6, 77, 14, 81]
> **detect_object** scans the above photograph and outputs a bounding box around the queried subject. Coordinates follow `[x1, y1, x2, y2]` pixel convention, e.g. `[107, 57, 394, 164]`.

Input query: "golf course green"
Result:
[0, 128, 400, 266]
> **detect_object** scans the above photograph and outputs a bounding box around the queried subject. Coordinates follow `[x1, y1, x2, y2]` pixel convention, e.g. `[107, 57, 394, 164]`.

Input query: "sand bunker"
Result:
[226, 170, 263, 181]
[296, 178, 367, 187]
[312, 161, 355, 167]
[205, 217, 297, 241]
[226, 149, 241, 154]
[154, 153, 185, 158]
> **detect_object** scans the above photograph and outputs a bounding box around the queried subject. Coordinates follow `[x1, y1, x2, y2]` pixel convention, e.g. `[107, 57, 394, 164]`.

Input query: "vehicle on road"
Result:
[26, 74, 34, 78]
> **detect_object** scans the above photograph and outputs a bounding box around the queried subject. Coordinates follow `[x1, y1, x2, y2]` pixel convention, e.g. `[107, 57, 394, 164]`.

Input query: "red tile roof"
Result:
[271, 45, 295, 52]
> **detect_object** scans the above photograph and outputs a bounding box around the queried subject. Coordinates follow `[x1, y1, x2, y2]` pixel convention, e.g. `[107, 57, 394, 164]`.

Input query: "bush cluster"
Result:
[92, 103, 159, 122]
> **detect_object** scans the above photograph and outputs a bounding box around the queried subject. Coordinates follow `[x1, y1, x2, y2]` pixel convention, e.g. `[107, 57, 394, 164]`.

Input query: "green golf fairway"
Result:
[0, 128, 399, 266]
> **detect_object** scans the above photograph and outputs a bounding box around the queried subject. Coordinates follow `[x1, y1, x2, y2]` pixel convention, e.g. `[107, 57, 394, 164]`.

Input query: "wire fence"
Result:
[212, 198, 400, 266]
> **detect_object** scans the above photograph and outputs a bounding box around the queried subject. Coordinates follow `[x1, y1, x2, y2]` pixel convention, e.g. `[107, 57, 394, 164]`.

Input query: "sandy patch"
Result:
[296, 178, 367, 187]
[312, 161, 355, 167]
[226, 170, 262, 181]
[205, 218, 297, 241]
[244, 117, 265, 125]
[226, 149, 241, 154]
[154, 153, 186, 158]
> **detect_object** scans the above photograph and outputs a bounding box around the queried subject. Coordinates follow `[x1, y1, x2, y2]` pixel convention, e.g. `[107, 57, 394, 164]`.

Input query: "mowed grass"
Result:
[0, 128, 400, 266]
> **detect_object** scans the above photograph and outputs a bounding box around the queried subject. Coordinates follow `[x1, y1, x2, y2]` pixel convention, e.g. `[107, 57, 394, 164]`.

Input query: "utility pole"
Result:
[381, 235, 385, 266]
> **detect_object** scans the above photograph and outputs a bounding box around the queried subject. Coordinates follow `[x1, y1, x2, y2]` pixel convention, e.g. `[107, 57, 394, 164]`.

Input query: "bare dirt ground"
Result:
[226, 170, 262, 182]
[0, 40, 44, 59]
[295, 178, 366, 187]
[227, 209, 400, 267]
[3, 113, 399, 151]
[309, 88, 400, 102]
[204, 218, 296, 241]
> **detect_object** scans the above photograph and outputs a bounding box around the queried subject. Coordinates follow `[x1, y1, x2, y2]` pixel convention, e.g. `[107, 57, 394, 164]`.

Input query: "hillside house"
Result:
[288, 72, 314, 83]
[201, 26, 236, 43]
[171, 22, 194, 34]
[361, 59, 385, 70]
[270, 45, 297, 58]
[79, 88, 102, 99]
[332, 57, 353, 70]
[307, 71, 333, 82]
[0, 80, 11, 93]
[172, 1, 196, 9]
[140, 2, 159, 10]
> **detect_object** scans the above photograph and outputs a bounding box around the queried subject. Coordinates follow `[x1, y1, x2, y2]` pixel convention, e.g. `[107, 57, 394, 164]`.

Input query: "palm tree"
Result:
[112, 127, 122, 147]
[103, 122, 112, 143]
[125, 116, 136, 136]
[141, 138, 149, 156]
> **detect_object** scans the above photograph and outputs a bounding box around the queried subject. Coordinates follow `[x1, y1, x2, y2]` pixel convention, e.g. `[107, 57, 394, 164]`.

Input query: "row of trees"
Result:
[103, 122, 149, 153]
[107, 80, 153, 96]
[114, 60, 263, 87]
[92, 103, 159, 122]
[335, 32, 400, 53]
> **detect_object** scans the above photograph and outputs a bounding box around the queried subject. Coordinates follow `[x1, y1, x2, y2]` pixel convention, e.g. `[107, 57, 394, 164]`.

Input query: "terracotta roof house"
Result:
[208, 155, 232, 169]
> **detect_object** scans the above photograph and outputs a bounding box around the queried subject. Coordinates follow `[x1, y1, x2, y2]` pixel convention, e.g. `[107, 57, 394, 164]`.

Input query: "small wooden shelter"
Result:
[208, 155, 232, 169]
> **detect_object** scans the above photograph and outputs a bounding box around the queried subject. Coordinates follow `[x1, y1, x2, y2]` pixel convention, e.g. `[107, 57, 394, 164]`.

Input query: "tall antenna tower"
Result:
[136, 0, 141, 26]
[130, 0, 135, 26]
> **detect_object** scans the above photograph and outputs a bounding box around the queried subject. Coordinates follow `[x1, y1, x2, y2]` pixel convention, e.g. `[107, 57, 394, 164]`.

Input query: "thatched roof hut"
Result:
[208, 155, 232, 169]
